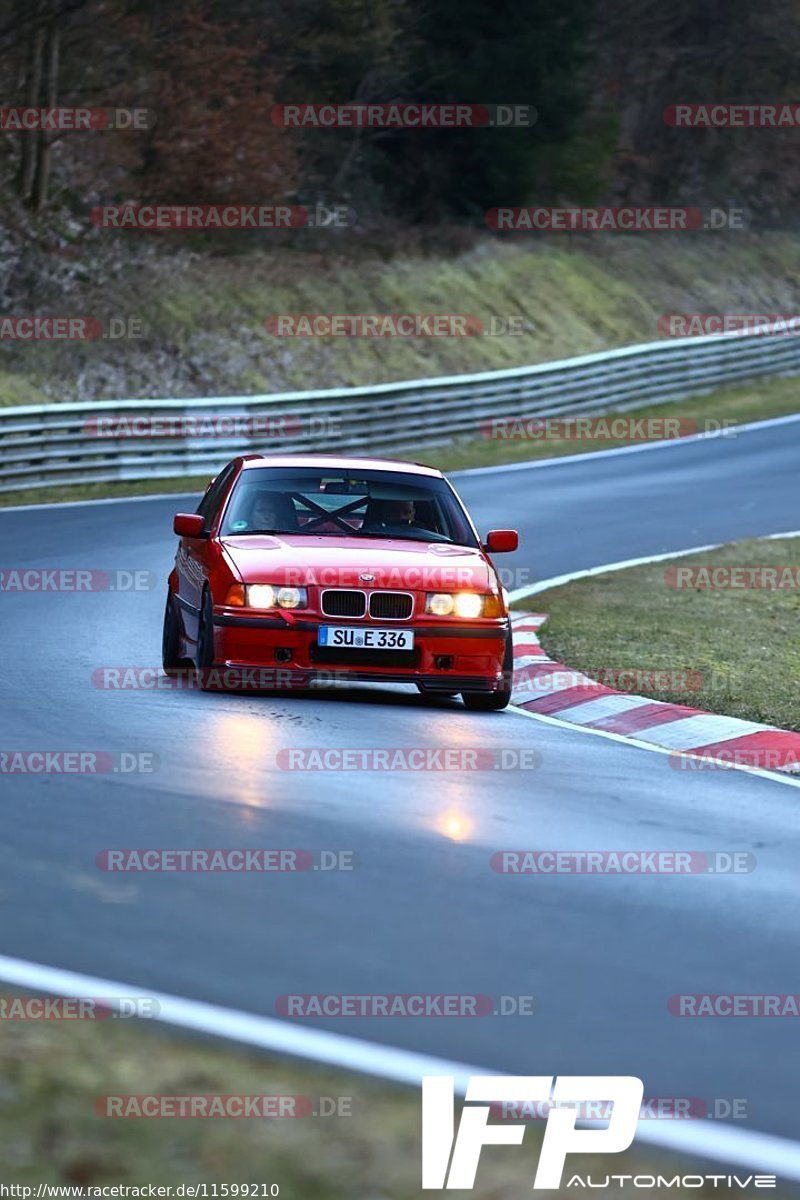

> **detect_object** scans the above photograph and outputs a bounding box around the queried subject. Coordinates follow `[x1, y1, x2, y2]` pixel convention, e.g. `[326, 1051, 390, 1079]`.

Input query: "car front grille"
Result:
[321, 589, 366, 618]
[368, 591, 414, 620]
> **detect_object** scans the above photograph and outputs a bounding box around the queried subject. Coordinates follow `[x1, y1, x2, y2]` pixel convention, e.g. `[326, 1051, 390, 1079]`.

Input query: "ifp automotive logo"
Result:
[422, 1075, 643, 1190]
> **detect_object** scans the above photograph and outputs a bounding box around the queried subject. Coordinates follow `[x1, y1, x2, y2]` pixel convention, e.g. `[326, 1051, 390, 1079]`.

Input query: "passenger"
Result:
[231, 491, 295, 532]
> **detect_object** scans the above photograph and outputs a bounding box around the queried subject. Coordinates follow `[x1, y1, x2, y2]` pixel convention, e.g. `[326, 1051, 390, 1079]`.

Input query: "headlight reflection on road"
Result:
[212, 710, 281, 818]
[429, 777, 478, 841]
[435, 807, 476, 843]
[425, 726, 484, 842]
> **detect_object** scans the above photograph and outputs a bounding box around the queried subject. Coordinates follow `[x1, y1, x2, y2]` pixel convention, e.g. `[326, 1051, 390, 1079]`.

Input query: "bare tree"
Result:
[31, 14, 60, 210]
[15, 0, 45, 201]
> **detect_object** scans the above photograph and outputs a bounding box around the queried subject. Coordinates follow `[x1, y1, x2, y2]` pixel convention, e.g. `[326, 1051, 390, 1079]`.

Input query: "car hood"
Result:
[220, 534, 493, 590]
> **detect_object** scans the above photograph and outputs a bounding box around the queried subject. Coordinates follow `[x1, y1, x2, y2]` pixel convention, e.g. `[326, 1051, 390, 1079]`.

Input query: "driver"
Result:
[367, 498, 417, 530]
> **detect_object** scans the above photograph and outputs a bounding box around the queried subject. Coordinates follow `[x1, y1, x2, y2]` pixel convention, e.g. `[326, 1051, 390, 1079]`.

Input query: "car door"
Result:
[176, 462, 238, 645]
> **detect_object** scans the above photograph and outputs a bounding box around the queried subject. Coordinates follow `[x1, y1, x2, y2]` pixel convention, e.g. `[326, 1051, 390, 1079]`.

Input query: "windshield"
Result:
[219, 467, 478, 546]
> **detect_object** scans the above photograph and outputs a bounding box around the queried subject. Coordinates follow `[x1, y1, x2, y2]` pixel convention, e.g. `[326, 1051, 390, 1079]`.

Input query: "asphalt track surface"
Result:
[2, 418, 800, 1140]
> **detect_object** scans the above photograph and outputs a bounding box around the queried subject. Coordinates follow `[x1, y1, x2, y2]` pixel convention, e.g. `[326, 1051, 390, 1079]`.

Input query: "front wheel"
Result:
[162, 591, 182, 676]
[461, 634, 513, 712]
[195, 588, 217, 689]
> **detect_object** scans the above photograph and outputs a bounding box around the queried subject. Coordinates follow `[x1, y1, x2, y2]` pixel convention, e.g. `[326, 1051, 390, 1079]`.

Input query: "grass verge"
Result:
[4, 230, 800, 406]
[0, 995, 780, 1195]
[514, 535, 800, 732]
[1, 374, 799, 508]
[0, 476, 210, 509]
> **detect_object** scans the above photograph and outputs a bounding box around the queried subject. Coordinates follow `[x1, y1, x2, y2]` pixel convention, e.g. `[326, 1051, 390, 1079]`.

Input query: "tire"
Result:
[161, 591, 183, 676]
[461, 634, 513, 712]
[195, 587, 217, 689]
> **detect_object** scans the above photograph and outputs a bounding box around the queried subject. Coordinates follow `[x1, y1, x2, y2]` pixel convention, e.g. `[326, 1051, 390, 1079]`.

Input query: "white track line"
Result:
[0, 952, 799, 1180]
[510, 543, 722, 602]
[0, 954, 474, 1090]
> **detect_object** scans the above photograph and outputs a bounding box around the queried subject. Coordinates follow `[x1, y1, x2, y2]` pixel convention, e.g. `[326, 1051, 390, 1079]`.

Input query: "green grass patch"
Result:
[0, 373, 50, 407]
[0, 477, 209, 509]
[0, 996, 778, 1195]
[515, 536, 800, 731]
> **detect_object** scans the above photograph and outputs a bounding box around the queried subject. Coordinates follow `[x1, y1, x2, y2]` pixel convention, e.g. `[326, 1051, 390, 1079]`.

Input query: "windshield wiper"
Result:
[350, 531, 454, 543]
[225, 528, 297, 536]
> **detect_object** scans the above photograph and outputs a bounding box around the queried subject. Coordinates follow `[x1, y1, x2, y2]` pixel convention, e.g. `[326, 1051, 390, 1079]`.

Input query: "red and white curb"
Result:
[510, 613, 800, 772]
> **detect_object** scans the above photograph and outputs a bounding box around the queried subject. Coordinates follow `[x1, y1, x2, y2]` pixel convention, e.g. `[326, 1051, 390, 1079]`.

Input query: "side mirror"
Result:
[174, 513, 206, 538]
[484, 529, 519, 553]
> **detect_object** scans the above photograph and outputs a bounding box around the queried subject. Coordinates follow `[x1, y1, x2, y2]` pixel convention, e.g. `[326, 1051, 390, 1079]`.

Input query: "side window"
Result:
[196, 463, 237, 531]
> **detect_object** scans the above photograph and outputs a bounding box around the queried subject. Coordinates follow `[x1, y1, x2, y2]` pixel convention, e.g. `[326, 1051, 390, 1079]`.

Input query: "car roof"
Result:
[239, 453, 443, 477]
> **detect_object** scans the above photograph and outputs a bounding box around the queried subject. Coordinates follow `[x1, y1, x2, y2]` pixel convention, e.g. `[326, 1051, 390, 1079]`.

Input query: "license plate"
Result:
[318, 625, 414, 650]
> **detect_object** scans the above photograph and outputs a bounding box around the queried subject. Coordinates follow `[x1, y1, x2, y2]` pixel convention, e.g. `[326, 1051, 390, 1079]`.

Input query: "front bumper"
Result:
[212, 611, 510, 691]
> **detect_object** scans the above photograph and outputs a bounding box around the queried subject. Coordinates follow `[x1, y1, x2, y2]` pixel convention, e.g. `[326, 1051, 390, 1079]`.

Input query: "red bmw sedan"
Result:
[163, 454, 519, 709]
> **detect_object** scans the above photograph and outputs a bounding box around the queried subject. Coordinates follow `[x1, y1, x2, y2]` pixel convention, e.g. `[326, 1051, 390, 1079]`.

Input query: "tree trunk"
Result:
[31, 19, 59, 212]
[16, 4, 45, 201]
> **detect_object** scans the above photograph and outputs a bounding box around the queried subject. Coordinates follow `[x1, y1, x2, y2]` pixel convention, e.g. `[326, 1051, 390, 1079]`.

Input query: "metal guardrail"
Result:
[0, 329, 797, 493]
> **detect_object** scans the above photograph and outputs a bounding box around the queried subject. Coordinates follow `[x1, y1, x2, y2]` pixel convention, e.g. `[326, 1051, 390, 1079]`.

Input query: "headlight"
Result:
[247, 584, 275, 609]
[426, 593, 455, 616]
[275, 586, 306, 609]
[246, 584, 308, 609]
[453, 592, 484, 619]
[426, 592, 495, 618]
